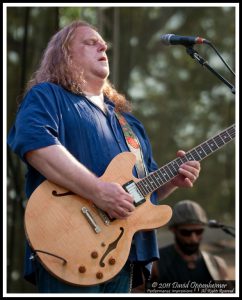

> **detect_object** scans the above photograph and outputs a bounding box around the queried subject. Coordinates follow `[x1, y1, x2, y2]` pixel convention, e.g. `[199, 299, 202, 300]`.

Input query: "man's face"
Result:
[69, 26, 110, 83]
[172, 223, 205, 255]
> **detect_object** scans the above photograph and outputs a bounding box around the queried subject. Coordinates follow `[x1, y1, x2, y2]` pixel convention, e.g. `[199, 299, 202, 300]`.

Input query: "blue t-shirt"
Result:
[7, 82, 160, 284]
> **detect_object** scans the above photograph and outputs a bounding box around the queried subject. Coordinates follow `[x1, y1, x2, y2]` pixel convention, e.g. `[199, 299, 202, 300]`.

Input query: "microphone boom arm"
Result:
[221, 226, 235, 237]
[186, 47, 235, 94]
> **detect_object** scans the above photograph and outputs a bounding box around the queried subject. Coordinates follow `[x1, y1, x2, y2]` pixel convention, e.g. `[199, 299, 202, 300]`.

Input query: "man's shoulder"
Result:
[28, 82, 82, 104]
[31, 82, 65, 94]
[19, 82, 77, 112]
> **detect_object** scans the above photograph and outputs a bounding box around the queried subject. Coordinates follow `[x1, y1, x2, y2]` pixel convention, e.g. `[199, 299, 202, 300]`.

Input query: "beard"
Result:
[175, 236, 200, 255]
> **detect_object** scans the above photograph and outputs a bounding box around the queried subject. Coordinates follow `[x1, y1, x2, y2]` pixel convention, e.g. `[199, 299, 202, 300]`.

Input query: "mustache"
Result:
[175, 237, 200, 255]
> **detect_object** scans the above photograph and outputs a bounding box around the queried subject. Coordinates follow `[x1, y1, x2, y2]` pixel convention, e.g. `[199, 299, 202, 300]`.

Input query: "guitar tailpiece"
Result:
[33, 249, 67, 265]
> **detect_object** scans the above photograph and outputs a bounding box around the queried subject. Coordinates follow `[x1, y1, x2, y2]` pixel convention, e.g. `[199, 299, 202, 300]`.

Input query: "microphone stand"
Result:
[185, 47, 235, 94]
[208, 223, 235, 238]
[220, 225, 235, 238]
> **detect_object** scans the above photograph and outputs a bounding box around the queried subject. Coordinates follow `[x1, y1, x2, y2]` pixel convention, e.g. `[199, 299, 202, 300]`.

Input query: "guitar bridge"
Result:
[123, 180, 146, 207]
[81, 207, 101, 233]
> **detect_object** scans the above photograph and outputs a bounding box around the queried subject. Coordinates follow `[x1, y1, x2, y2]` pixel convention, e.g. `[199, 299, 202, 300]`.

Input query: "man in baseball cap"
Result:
[151, 200, 229, 283]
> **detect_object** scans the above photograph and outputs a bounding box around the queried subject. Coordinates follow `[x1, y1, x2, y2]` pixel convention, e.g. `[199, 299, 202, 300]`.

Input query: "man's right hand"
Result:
[93, 181, 135, 219]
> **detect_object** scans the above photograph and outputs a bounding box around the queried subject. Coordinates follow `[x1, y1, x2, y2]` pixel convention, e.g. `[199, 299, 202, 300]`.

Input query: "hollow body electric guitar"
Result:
[25, 124, 235, 286]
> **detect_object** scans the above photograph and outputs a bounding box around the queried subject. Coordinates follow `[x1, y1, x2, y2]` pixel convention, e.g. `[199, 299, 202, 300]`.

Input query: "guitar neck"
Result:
[136, 124, 235, 197]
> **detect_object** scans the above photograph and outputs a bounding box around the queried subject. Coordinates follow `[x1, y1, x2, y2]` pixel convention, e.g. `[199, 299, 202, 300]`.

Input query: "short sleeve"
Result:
[7, 84, 61, 162]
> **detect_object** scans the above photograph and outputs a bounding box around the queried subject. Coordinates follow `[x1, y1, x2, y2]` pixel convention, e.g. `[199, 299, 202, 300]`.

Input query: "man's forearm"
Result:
[25, 144, 100, 200]
[25, 144, 135, 219]
[157, 181, 178, 201]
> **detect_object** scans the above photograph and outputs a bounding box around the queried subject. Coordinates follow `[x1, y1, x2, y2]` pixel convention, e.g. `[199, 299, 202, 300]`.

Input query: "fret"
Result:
[190, 149, 201, 160]
[214, 135, 225, 147]
[168, 161, 179, 174]
[152, 172, 164, 185]
[205, 141, 213, 152]
[136, 181, 147, 196]
[207, 138, 218, 151]
[149, 181, 157, 192]
[136, 182, 145, 197]
[195, 146, 207, 159]
[154, 169, 169, 185]
[157, 173, 165, 185]
[171, 159, 181, 170]
[155, 169, 167, 184]
[136, 181, 146, 196]
[148, 174, 159, 189]
[150, 173, 162, 187]
[221, 132, 231, 143]
[201, 142, 212, 155]
[180, 156, 189, 164]
[164, 165, 174, 178]
[227, 126, 235, 138]
[186, 152, 195, 161]
[175, 157, 183, 167]
[160, 168, 172, 181]
[141, 178, 152, 194]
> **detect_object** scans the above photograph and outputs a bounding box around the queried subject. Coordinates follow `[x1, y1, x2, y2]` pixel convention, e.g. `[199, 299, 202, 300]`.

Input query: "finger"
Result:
[178, 167, 197, 182]
[115, 184, 134, 203]
[176, 150, 186, 157]
[180, 160, 201, 171]
[124, 193, 135, 203]
[107, 210, 123, 220]
[184, 177, 193, 187]
[120, 208, 132, 217]
[122, 200, 136, 212]
[180, 163, 200, 177]
[181, 160, 201, 169]
[110, 208, 131, 219]
[180, 164, 199, 175]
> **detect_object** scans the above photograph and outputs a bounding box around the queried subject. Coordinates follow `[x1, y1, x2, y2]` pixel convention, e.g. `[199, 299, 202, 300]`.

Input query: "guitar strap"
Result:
[115, 112, 148, 179]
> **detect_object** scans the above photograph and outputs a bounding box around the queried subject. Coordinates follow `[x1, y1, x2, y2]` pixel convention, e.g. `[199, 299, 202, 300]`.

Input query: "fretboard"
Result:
[136, 124, 235, 197]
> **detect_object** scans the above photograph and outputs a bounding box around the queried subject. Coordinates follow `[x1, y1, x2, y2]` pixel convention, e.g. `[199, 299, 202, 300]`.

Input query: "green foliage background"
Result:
[6, 5, 236, 292]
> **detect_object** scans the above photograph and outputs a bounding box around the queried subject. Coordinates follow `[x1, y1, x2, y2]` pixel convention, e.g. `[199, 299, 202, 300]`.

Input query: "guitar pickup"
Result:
[123, 180, 146, 207]
[94, 205, 111, 225]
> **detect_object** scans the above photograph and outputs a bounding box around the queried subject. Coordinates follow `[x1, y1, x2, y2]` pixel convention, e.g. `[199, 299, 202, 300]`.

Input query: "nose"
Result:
[190, 232, 200, 242]
[97, 41, 107, 52]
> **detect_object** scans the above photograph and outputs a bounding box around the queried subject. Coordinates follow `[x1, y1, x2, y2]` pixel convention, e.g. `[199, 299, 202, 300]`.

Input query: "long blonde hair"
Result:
[25, 20, 131, 112]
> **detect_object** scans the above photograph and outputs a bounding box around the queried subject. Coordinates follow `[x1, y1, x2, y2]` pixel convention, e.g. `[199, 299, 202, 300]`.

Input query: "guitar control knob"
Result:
[96, 272, 103, 279]
[78, 266, 86, 273]
[108, 257, 116, 265]
[91, 251, 98, 259]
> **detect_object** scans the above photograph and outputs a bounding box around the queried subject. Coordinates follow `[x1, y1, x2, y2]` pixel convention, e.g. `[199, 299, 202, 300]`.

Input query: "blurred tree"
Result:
[7, 6, 60, 293]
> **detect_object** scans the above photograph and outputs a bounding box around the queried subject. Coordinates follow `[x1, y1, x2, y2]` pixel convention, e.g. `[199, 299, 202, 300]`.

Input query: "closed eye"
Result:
[82, 38, 109, 48]
[83, 38, 98, 46]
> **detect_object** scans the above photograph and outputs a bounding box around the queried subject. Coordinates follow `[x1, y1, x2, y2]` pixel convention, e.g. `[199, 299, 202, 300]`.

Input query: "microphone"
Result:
[208, 219, 224, 228]
[160, 34, 209, 46]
